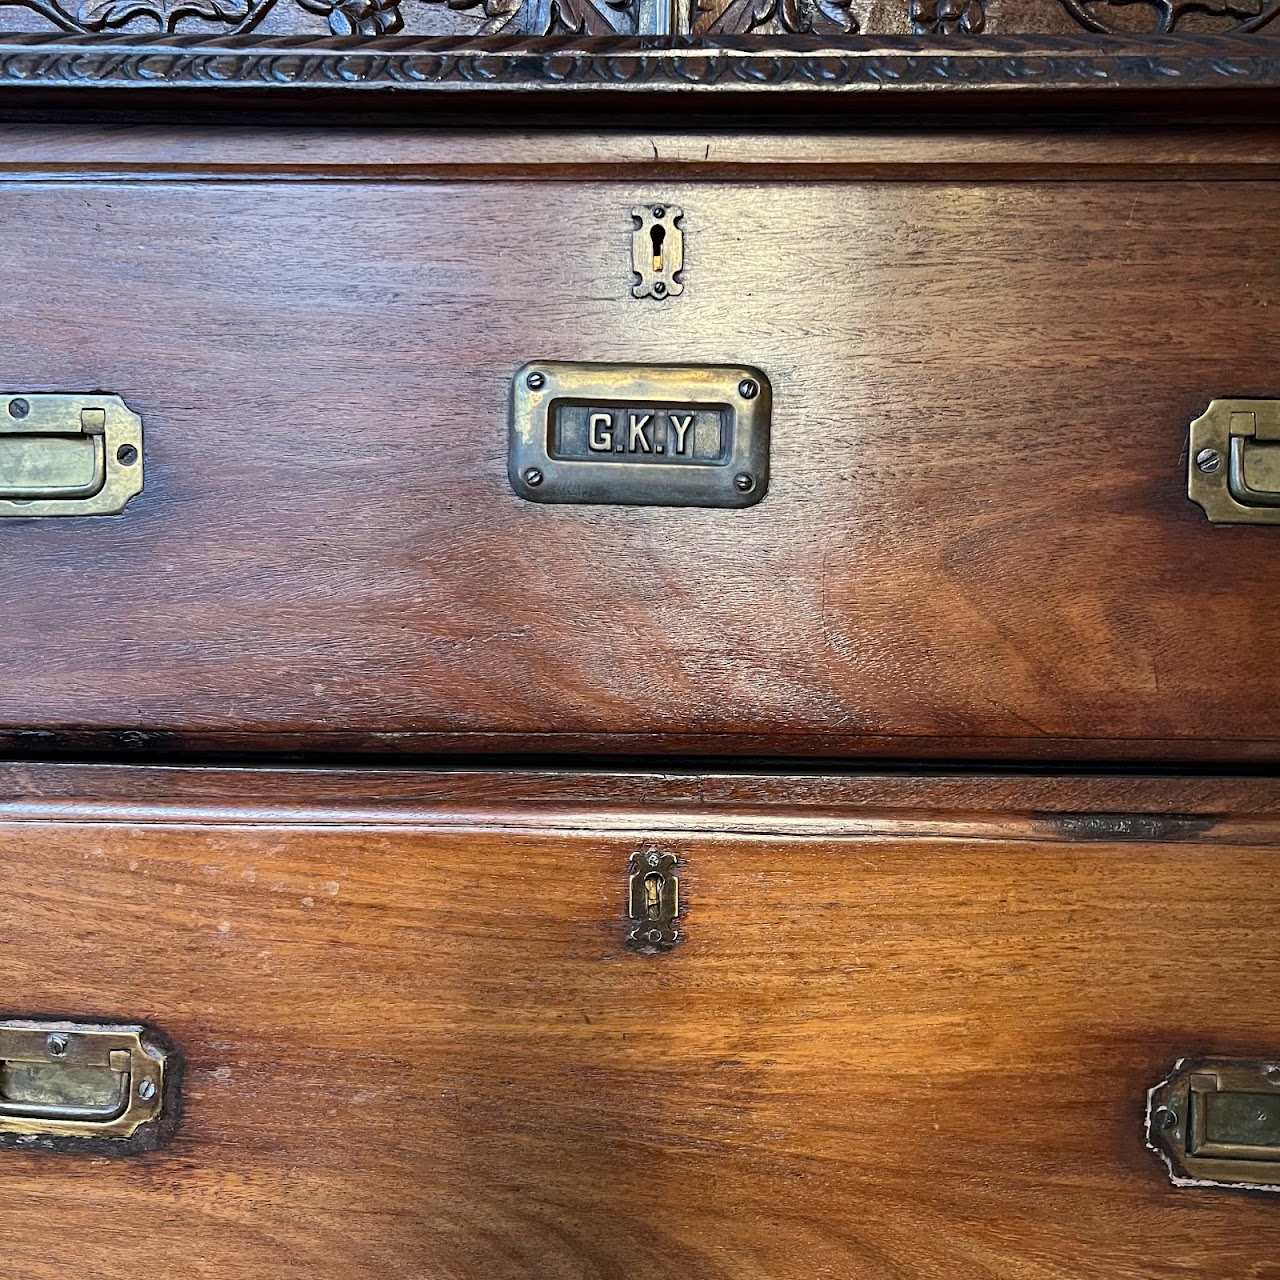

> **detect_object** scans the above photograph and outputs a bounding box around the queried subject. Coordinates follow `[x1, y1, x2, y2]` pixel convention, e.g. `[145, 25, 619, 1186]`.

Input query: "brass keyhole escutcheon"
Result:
[631, 205, 683, 301]
[627, 851, 680, 951]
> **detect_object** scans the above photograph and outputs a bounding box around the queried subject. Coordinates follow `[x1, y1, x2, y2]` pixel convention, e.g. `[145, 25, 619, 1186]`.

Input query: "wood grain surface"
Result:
[0, 764, 1277, 1278]
[2, 129, 1280, 760]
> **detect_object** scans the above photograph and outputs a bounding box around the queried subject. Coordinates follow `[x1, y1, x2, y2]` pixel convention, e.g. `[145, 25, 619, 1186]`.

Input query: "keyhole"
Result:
[650, 224, 666, 272]
[643, 872, 664, 920]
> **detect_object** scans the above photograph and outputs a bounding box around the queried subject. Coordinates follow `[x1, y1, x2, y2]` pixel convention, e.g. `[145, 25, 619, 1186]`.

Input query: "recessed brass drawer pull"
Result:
[1188, 398, 1280, 524]
[0, 1020, 174, 1149]
[1148, 1057, 1280, 1189]
[0, 393, 143, 517]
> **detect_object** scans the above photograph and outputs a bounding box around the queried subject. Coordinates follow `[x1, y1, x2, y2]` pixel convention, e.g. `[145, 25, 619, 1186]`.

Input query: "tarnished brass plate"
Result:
[509, 362, 770, 508]
[1147, 1057, 1280, 1190]
[0, 1019, 175, 1150]
[0, 393, 143, 517]
[1188, 398, 1280, 525]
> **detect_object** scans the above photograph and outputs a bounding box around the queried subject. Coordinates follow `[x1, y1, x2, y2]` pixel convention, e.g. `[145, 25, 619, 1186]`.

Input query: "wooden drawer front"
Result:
[1, 129, 1280, 761]
[2, 765, 1279, 1278]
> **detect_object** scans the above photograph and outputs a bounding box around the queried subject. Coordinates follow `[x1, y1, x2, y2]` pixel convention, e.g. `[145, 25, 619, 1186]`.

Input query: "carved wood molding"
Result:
[1, 0, 1278, 38]
[1, 31, 1280, 90]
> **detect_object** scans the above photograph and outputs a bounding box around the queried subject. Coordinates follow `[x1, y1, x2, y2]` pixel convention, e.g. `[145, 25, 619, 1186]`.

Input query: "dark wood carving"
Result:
[0, 0, 640, 37]
[0, 31, 1278, 91]
[701, 0, 857, 35]
[0, 0, 1277, 39]
[1060, 0, 1280, 33]
[909, 0, 984, 34]
[697, 0, 1280, 37]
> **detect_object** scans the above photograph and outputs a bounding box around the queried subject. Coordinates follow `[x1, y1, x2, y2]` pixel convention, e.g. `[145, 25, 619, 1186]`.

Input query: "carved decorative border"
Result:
[0, 32, 1279, 91]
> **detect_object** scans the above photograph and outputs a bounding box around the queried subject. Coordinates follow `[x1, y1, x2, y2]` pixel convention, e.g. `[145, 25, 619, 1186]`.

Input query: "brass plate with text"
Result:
[509, 362, 771, 508]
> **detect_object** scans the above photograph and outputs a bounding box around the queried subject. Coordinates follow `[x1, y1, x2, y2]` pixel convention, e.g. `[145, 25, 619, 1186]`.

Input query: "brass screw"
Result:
[1152, 1106, 1178, 1131]
[8, 398, 28, 419]
[526, 372, 545, 391]
[652, 206, 667, 219]
[738, 379, 758, 400]
[734, 473, 755, 493]
[1196, 448, 1223, 474]
[46, 1034, 69, 1057]
[524, 468, 544, 488]
[138, 1079, 156, 1101]
[1265, 1064, 1280, 1084]
[652, 282, 667, 298]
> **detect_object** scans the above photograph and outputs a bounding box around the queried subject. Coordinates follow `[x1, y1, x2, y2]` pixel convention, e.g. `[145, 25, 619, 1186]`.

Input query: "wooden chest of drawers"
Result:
[1, 6, 1280, 1275]
[2, 764, 1280, 1279]
[3, 124, 1280, 761]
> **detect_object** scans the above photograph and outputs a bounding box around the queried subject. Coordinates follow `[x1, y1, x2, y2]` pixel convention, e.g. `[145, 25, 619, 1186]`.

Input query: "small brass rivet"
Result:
[734, 473, 755, 493]
[526, 372, 546, 391]
[8, 397, 28, 419]
[524, 468, 544, 488]
[1153, 1106, 1178, 1131]
[46, 1034, 69, 1057]
[138, 1079, 156, 1101]
[738, 379, 758, 400]
[1196, 448, 1223, 474]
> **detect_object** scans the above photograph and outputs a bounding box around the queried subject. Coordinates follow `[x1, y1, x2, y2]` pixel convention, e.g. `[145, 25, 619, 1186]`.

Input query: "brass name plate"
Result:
[509, 362, 771, 508]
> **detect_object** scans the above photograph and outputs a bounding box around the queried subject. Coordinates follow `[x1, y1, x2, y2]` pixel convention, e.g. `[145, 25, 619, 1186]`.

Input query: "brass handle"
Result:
[0, 394, 143, 517]
[0, 1020, 171, 1146]
[1189, 398, 1280, 524]
[1147, 1057, 1280, 1189]
[1228, 429, 1280, 508]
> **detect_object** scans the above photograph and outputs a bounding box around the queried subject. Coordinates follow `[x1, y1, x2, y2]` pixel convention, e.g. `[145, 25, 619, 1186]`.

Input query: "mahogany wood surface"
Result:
[2, 127, 1280, 761]
[0, 764, 1277, 1278]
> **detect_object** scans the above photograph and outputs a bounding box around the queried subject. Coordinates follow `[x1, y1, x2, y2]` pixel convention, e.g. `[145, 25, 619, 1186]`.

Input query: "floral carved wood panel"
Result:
[0, 0, 641, 36]
[695, 0, 1280, 33]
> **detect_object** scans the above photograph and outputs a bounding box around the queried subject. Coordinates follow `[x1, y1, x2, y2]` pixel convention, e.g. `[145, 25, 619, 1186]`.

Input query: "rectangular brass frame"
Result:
[0, 393, 143, 517]
[1147, 1057, 1280, 1190]
[1188, 398, 1280, 525]
[0, 1020, 169, 1143]
[509, 361, 770, 508]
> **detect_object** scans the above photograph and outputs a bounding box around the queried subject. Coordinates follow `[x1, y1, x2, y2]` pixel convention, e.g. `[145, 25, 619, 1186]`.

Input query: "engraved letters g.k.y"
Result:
[588, 409, 697, 456]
